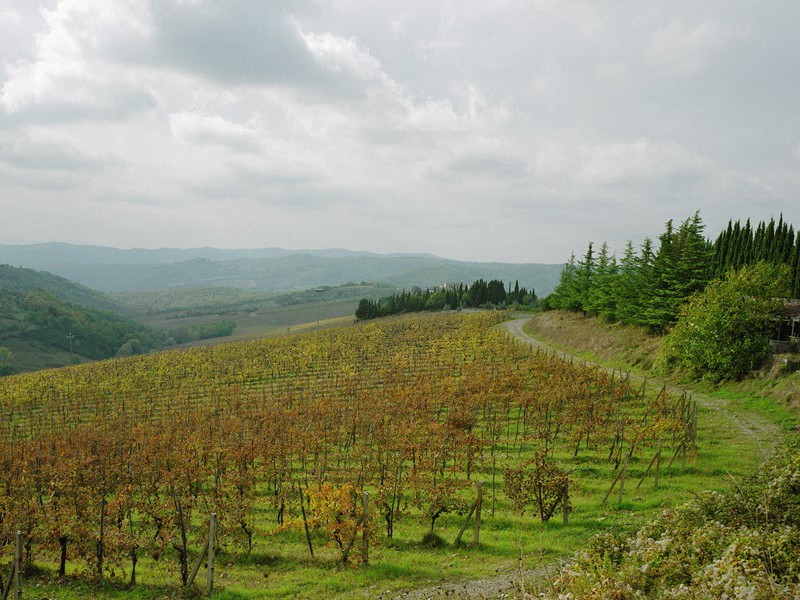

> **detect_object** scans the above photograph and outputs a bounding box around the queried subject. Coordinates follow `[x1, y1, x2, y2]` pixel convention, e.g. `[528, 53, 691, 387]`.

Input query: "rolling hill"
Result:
[0, 244, 563, 295]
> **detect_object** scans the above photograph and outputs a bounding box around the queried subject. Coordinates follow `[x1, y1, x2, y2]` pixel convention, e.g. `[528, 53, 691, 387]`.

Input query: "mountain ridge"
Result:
[0, 243, 563, 295]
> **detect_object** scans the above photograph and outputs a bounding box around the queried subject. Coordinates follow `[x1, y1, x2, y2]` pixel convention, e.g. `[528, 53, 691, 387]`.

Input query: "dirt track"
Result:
[502, 317, 782, 458]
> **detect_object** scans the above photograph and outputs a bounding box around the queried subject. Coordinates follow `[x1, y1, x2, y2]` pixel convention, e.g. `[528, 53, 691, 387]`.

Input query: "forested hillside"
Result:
[114, 282, 396, 317]
[0, 264, 123, 312]
[0, 287, 160, 374]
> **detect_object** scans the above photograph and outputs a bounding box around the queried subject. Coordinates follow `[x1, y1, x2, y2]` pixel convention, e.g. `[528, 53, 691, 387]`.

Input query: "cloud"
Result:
[0, 139, 109, 171]
[169, 111, 262, 153]
[449, 154, 528, 179]
[1, 1, 799, 264]
[647, 19, 749, 74]
[1, 0, 157, 122]
[145, 1, 330, 87]
[576, 138, 713, 189]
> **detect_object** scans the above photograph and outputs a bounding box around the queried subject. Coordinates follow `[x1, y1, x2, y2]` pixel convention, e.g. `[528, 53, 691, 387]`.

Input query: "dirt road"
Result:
[502, 317, 782, 458]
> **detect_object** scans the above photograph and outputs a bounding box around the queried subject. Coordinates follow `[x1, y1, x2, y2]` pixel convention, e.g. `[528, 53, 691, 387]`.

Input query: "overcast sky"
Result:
[1, 1, 799, 263]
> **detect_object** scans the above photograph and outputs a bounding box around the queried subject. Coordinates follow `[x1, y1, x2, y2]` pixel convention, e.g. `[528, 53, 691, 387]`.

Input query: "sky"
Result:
[1, 1, 799, 264]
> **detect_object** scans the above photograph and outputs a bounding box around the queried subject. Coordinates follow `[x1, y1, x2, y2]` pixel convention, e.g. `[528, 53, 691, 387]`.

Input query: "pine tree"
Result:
[575, 242, 595, 313]
[641, 220, 680, 330]
[673, 212, 711, 301]
[550, 254, 579, 310]
[585, 242, 617, 319]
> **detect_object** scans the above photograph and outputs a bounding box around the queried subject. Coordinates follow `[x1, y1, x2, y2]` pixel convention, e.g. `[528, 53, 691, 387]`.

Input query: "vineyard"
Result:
[0, 312, 716, 597]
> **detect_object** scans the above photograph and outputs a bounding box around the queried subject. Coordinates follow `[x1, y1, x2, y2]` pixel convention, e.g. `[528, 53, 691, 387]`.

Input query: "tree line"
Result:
[547, 212, 800, 331]
[710, 215, 800, 296]
[355, 279, 536, 320]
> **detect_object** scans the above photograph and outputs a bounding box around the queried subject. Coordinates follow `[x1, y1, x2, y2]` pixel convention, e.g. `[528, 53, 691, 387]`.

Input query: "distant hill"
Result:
[0, 286, 161, 374]
[113, 282, 398, 317]
[0, 264, 123, 312]
[0, 244, 564, 295]
[0, 243, 438, 265]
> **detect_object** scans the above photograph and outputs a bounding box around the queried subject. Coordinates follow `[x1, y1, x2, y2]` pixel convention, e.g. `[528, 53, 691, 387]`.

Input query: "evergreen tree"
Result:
[613, 241, 639, 324]
[576, 242, 595, 313]
[550, 254, 580, 311]
[641, 221, 679, 330]
[585, 242, 617, 319]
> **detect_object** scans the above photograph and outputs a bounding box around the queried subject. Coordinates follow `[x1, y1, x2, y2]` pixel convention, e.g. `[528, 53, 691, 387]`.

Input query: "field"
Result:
[0, 312, 785, 598]
[139, 297, 362, 347]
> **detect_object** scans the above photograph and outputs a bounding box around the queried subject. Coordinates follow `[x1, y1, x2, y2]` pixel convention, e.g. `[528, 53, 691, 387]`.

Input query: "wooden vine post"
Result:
[1, 531, 22, 600]
[603, 451, 630, 504]
[207, 513, 216, 595]
[187, 513, 216, 596]
[13, 530, 21, 600]
[636, 440, 663, 492]
[618, 453, 629, 504]
[473, 481, 482, 547]
[562, 483, 569, 525]
[361, 491, 369, 566]
[299, 486, 314, 557]
[453, 481, 483, 547]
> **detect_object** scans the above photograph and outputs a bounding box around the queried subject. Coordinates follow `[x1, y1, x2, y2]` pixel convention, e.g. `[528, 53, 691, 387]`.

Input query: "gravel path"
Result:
[502, 317, 782, 458]
[387, 564, 553, 600]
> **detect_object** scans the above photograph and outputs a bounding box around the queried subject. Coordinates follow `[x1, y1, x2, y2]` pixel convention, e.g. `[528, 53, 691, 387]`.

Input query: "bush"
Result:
[545, 443, 800, 598]
[658, 262, 790, 381]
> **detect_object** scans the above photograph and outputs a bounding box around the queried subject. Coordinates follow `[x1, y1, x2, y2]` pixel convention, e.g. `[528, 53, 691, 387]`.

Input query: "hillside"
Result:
[0, 271, 161, 373]
[526, 310, 800, 410]
[113, 282, 397, 317]
[0, 243, 563, 295]
[0, 263, 123, 312]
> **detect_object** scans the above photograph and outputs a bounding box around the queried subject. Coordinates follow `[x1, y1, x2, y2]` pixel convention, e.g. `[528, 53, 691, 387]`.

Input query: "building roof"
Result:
[776, 303, 800, 319]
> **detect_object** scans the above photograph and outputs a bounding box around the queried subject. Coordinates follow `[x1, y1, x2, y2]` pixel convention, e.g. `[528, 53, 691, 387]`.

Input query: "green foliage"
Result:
[355, 279, 536, 320]
[0, 264, 122, 312]
[165, 319, 236, 344]
[548, 212, 713, 331]
[0, 287, 161, 365]
[0, 346, 14, 376]
[114, 282, 396, 316]
[658, 262, 790, 381]
[711, 215, 800, 297]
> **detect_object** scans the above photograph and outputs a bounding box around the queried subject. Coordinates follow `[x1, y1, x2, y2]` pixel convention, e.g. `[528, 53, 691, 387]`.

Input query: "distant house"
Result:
[771, 301, 800, 353]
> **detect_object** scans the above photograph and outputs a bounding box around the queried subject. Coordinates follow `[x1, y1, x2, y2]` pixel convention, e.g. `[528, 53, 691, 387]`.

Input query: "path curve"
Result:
[501, 317, 782, 458]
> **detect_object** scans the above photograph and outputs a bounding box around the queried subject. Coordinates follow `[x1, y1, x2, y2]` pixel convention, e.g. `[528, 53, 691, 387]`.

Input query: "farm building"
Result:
[771, 301, 800, 353]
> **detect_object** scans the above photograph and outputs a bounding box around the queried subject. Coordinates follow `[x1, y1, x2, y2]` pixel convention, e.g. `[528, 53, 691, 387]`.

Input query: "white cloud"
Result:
[302, 32, 385, 83]
[1, 1, 799, 264]
[169, 112, 262, 153]
[577, 138, 713, 188]
[647, 19, 749, 74]
[1, 0, 155, 119]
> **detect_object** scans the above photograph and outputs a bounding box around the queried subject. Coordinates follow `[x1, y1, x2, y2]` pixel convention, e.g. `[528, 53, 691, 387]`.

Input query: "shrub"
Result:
[658, 262, 790, 381]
